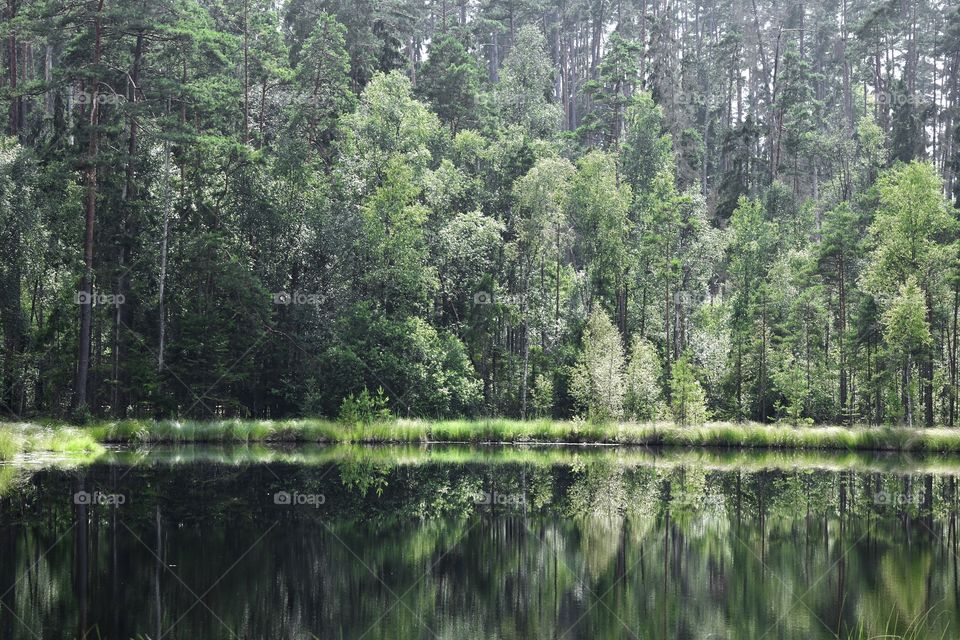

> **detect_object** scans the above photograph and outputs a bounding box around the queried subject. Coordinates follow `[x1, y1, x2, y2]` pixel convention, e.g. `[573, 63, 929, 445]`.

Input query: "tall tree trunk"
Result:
[943, 52, 959, 200]
[44, 43, 53, 116]
[113, 31, 143, 416]
[838, 253, 847, 421]
[242, 0, 249, 142]
[840, 0, 854, 132]
[951, 280, 959, 426]
[1, 238, 23, 414]
[555, 226, 561, 326]
[158, 137, 172, 375]
[663, 268, 671, 402]
[6, 0, 19, 137]
[73, 0, 105, 411]
[905, 354, 913, 428]
[489, 30, 499, 83]
[520, 314, 529, 418]
[760, 289, 767, 421]
[924, 290, 935, 427]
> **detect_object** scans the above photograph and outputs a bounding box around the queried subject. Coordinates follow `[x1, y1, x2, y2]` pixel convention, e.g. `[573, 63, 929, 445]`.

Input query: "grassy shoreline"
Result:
[0, 423, 104, 461]
[6, 418, 960, 455]
[83, 443, 960, 476]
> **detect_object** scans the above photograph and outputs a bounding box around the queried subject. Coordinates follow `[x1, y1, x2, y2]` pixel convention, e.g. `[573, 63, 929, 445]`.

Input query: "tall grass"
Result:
[62, 418, 960, 452]
[0, 430, 19, 461]
[0, 423, 103, 460]
[88, 442, 960, 476]
[844, 604, 949, 639]
[12, 417, 960, 453]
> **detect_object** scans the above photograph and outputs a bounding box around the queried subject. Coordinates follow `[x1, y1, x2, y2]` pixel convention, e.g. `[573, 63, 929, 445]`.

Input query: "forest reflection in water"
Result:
[0, 444, 958, 639]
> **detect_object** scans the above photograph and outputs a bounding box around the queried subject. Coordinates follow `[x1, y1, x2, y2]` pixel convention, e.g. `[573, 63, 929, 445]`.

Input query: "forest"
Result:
[1, 0, 960, 427]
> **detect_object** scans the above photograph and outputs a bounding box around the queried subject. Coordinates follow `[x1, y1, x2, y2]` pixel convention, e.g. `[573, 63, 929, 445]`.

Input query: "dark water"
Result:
[1, 445, 959, 639]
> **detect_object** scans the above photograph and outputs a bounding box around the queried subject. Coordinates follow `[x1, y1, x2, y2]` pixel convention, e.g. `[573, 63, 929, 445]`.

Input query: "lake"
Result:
[0, 445, 958, 639]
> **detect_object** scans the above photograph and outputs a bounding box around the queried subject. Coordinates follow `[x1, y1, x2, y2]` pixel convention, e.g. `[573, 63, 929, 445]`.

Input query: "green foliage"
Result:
[568, 151, 633, 308]
[621, 91, 673, 196]
[496, 25, 562, 136]
[776, 44, 821, 182]
[359, 156, 436, 316]
[578, 34, 644, 147]
[670, 354, 708, 426]
[883, 278, 932, 357]
[3, 0, 960, 432]
[0, 430, 18, 461]
[288, 13, 355, 152]
[863, 161, 955, 302]
[624, 337, 666, 421]
[336, 71, 443, 191]
[570, 309, 626, 422]
[338, 387, 393, 424]
[418, 33, 483, 133]
[323, 308, 482, 418]
[531, 374, 555, 418]
[771, 351, 813, 426]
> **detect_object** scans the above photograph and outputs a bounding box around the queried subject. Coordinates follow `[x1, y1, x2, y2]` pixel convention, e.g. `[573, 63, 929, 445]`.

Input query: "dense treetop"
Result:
[1, 0, 959, 426]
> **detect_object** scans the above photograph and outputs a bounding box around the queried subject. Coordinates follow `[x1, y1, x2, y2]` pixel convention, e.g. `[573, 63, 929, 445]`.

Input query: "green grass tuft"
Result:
[0, 430, 20, 461]
[0, 423, 104, 460]
[12, 419, 960, 453]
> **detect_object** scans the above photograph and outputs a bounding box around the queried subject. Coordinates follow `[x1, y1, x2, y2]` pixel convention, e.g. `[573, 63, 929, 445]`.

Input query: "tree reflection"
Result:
[0, 450, 957, 639]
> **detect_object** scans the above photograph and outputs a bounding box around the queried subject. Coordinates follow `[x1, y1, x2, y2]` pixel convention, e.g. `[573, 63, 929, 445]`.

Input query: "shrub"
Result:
[570, 309, 625, 422]
[625, 337, 667, 420]
[670, 354, 708, 426]
[531, 374, 554, 418]
[338, 387, 393, 424]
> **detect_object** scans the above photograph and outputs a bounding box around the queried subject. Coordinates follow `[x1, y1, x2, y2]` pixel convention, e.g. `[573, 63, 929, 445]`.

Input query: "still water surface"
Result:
[1, 445, 959, 639]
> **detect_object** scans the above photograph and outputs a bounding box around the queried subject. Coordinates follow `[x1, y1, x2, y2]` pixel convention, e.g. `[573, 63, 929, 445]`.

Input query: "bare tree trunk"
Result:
[906, 355, 913, 428]
[113, 31, 143, 416]
[520, 314, 530, 419]
[158, 137, 172, 375]
[44, 43, 54, 116]
[6, 0, 19, 137]
[943, 52, 959, 196]
[73, 0, 105, 411]
[663, 267, 671, 402]
[924, 290, 935, 426]
[1, 240, 23, 413]
[489, 30, 499, 84]
[951, 280, 959, 426]
[760, 289, 767, 421]
[841, 0, 854, 132]
[838, 253, 847, 421]
[242, 0, 249, 142]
